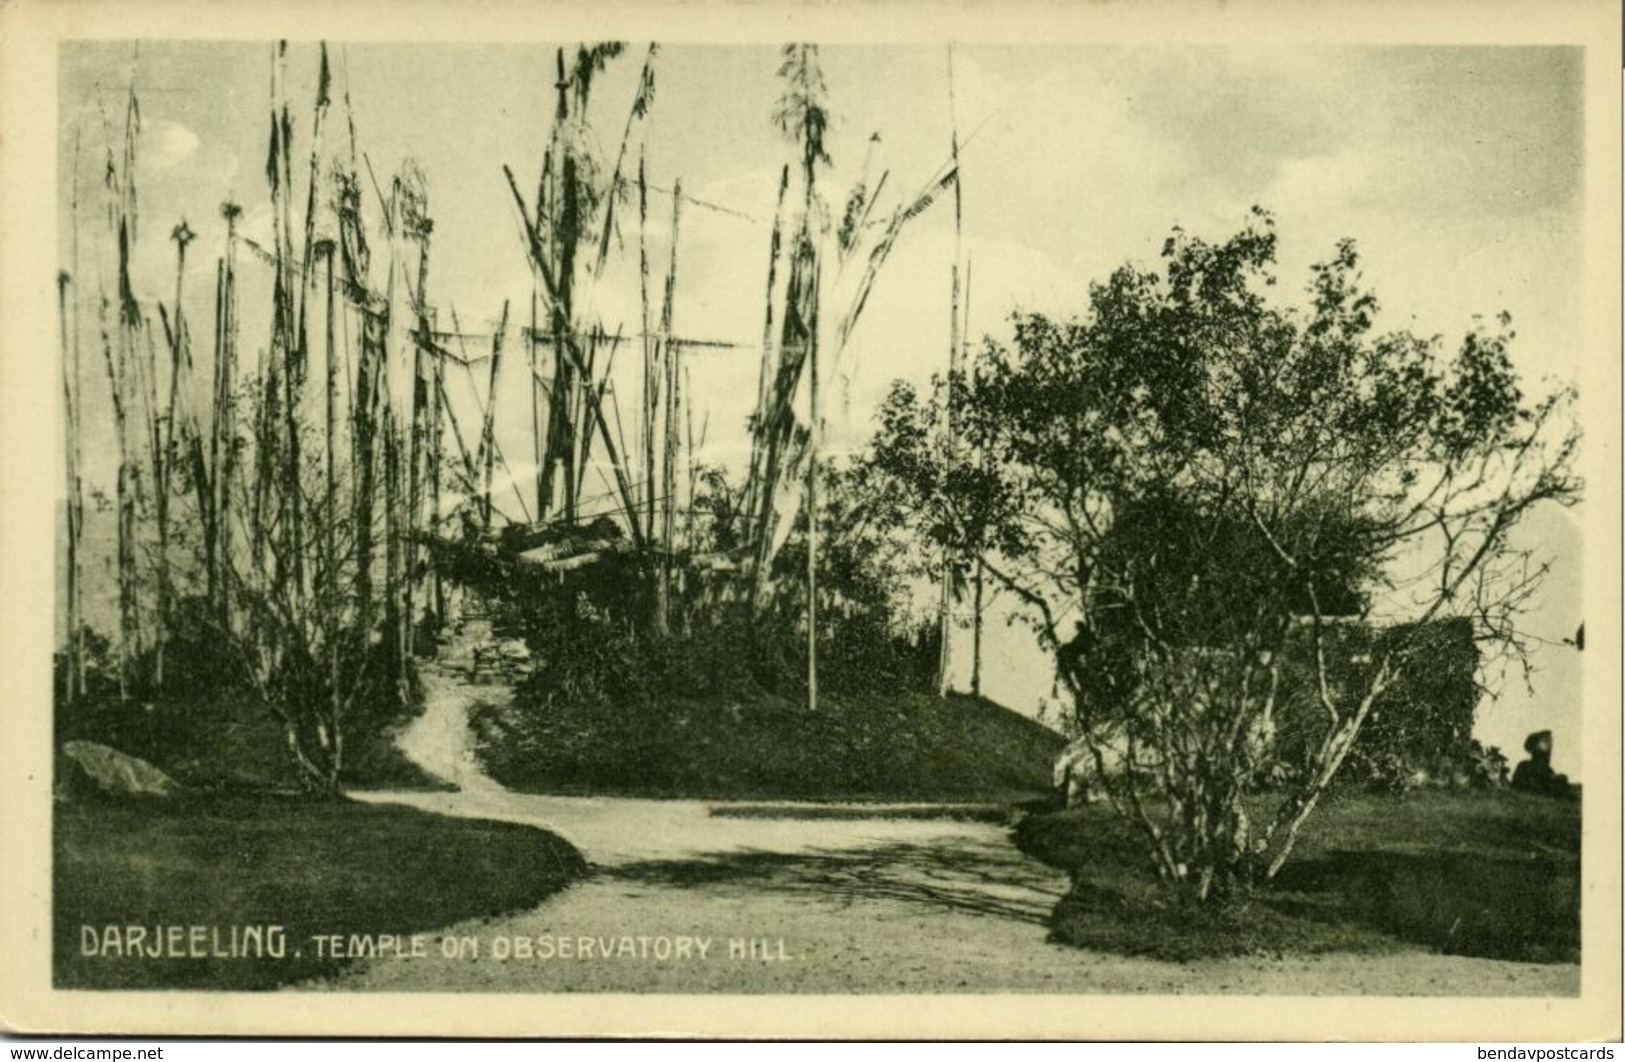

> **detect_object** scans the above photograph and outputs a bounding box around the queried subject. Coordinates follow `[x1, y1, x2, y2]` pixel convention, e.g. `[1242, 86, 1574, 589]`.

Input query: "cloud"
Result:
[150, 120, 200, 170]
[1265, 149, 1372, 216]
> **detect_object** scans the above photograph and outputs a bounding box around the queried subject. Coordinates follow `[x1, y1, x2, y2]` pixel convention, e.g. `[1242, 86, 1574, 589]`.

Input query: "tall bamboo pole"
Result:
[61, 129, 86, 701]
[530, 287, 543, 522]
[936, 45, 965, 698]
[216, 201, 241, 630]
[288, 42, 332, 614]
[441, 343, 487, 508]
[639, 155, 656, 543]
[322, 240, 341, 756]
[429, 303, 445, 619]
[480, 301, 510, 532]
[153, 221, 194, 688]
[351, 307, 379, 643]
[406, 203, 433, 655]
[58, 270, 81, 702]
[98, 290, 134, 703]
[207, 260, 223, 605]
[262, 44, 289, 596]
[283, 49, 304, 603]
[962, 258, 983, 699]
[110, 81, 142, 699]
[743, 164, 791, 548]
[384, 409, 404, 696]
[684, 362, 698, 556]
[381, 184, 406, 698]
[657, 181, 684, 634]
[538, 48, 579, 526]
[169, 259, 213, 637]
[805, 238, 821, 714]
[139, 323, 163, 545]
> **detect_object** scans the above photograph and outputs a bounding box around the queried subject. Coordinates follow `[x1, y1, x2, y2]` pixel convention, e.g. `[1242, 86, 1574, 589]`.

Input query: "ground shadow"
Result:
[54, 794, 588, 990]
[1271, 848, 1579, 963]
[1014, 801, 1580, 964]
[608, 835, 1064, 926]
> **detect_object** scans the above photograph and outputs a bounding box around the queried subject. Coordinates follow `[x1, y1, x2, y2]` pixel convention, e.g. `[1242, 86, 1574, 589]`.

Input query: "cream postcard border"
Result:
[1, 0, 1619, 1040]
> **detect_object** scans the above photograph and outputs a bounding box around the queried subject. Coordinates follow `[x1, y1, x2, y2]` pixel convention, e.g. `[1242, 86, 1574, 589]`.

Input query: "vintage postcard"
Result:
[0, 0, 1619, 1041]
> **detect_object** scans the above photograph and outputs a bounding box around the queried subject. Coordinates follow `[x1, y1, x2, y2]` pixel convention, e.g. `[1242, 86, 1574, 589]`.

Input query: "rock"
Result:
[61, 740, 178, 798]
[1510, 730, 1577, 800]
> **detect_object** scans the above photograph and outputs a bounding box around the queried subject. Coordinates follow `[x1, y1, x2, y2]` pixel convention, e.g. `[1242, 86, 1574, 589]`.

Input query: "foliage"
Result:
[1333, 618, 1494, 790]
[872, 209, 1580, 901]
[54, 593, 432, 795]
[773, 44, 833, 175]
[762, 458, 939, 696]
[440, 456, 938, 712]
[53, 627, 119, 705]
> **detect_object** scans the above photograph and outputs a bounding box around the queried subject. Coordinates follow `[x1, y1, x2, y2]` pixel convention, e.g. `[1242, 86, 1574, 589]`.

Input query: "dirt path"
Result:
[392, 613, 511, 796]
[330, 616, 1579, 995]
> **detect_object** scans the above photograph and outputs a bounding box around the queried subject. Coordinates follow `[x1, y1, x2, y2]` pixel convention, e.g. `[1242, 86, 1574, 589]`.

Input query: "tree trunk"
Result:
[971, 558, 984, 698]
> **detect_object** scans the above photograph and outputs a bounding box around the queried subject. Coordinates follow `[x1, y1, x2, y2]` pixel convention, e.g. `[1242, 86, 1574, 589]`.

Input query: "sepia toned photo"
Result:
[1, 0, 1619, 1041]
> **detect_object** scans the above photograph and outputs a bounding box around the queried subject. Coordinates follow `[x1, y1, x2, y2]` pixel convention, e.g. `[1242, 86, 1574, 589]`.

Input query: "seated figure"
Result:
[1510, 729, 1577, 800]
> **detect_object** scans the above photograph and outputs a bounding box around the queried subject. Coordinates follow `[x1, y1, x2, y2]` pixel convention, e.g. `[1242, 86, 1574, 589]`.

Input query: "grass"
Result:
[1015, 788, 1580, 964]
[471, 688, 1065, 803]
[53, 793, 587, 990]
[56, 684, 449, 795]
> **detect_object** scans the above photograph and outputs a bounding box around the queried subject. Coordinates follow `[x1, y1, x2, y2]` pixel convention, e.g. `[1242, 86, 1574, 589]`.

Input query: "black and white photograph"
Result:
[1, 0, 1618, 1041]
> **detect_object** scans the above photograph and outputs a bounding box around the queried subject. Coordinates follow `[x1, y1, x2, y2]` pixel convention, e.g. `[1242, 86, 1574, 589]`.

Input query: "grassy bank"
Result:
[54, 795, 587, 989]
[1016, 789, 1580, 964]
[56, 685, 447, 794]
[471, 689, 1064, 804]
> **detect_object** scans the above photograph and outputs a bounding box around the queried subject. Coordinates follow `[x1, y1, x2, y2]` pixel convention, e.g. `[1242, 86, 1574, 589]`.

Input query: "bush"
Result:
[55, 595, 436, 793]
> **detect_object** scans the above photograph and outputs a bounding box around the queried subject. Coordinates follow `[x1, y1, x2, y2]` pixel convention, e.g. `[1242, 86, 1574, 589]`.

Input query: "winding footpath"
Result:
[328, 611, 1579, 995]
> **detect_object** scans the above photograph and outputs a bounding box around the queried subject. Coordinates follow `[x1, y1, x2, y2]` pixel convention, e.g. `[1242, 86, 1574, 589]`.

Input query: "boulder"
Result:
[60, 740, 178, 798]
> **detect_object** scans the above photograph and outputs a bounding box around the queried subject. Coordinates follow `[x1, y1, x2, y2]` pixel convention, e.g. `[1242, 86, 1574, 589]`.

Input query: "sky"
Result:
[56, 41, 1589, 774]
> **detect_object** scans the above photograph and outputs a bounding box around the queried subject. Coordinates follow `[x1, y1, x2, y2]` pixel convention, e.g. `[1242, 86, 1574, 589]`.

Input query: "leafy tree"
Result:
[872, 209, 1580, 901]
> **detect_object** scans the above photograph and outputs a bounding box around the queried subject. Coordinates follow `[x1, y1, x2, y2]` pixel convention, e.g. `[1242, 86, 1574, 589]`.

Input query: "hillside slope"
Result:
[471, 689, 1065, 803]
